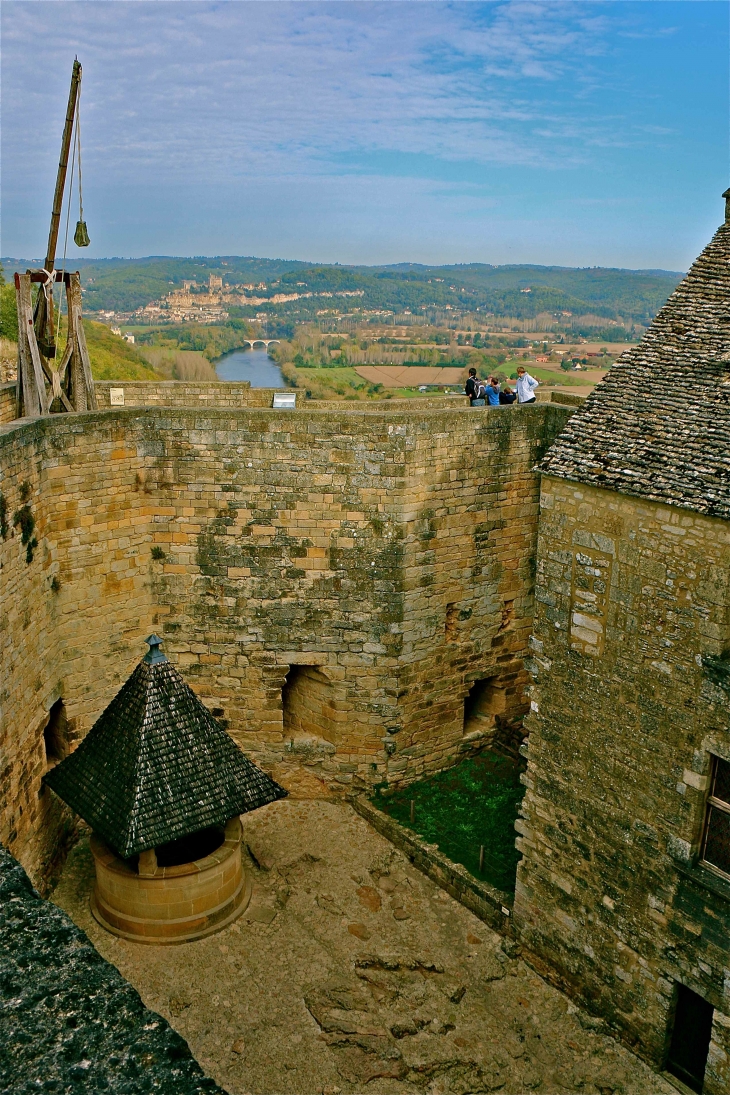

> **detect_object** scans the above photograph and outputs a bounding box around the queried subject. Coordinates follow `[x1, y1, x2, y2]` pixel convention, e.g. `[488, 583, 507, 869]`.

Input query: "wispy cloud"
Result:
[1, 2, 726, 267]
[2, 1, 624, 185]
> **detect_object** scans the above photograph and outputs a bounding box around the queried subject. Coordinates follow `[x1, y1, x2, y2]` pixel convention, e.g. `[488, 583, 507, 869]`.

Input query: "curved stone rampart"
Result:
[0, 400, 573, 888]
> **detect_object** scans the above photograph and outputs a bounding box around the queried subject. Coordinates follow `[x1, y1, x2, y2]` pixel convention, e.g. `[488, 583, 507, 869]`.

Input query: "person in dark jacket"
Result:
[499, 385, 517, 405]
[465, 368, 485, 406]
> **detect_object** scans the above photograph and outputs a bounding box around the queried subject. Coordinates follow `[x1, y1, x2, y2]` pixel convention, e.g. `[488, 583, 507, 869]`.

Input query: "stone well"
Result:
[90, 817, 251, 944]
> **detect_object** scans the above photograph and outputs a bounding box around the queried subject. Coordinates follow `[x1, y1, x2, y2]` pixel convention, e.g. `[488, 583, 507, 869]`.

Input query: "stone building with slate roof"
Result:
[514, 193, 730, 1094]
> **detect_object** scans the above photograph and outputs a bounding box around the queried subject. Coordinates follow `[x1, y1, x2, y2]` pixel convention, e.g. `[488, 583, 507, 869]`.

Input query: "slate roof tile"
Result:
[43, 637, 287, 858]
[541, 206, 730, 520]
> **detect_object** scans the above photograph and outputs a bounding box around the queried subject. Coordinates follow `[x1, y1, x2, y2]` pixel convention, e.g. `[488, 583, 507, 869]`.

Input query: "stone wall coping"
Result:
[96, 379, 255, 389]
[0, 400, 574, 445]
[352, 795, 514, 934]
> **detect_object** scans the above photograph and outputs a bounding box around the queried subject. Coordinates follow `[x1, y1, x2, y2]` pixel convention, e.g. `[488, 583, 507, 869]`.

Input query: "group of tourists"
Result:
[465, 366, 539, 407]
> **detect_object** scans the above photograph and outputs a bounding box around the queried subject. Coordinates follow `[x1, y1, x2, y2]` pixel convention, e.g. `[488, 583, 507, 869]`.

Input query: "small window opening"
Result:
[700, 755, 730, 879]
[282, 664, 331, 740]
[43, 699, 68, 766]
[282, 665, 305, 738]
[463, 677, 506, 736]
[155, 826, 224, 869]
[666, 983, 714, 1093]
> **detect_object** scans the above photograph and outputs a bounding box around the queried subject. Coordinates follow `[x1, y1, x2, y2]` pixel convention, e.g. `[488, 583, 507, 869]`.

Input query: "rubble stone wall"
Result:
[0, 402, 571, 887]
[514, 475, 730, 1093]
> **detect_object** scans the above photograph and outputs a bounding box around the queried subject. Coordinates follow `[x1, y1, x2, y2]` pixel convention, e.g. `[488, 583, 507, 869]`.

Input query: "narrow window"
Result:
[700, 755, 730, 879]
[463, 677, 505, 736]
[666, 983, 714, 1093]
[43, 699, 68, 766]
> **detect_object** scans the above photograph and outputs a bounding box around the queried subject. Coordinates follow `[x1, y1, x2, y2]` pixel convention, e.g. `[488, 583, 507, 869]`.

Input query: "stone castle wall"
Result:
[0, 401, 571, 887]
[514, 475, 730, 1093]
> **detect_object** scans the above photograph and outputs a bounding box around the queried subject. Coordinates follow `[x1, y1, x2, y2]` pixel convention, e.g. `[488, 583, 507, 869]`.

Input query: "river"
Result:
[215, 348, 284, 387]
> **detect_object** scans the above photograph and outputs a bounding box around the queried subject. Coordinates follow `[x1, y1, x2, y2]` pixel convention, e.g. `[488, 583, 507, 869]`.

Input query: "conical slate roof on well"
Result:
[541, 201, 730, 520]
[44, 637, 287, 858]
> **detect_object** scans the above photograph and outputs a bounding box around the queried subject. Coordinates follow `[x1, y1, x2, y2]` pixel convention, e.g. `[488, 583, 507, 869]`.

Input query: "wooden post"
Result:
[68, 274, 97, 410]
[46, 60, 82, 273]
[410, 799, 415, 824]
[15, 274, 46, 416]
[34, 59, 82, 357]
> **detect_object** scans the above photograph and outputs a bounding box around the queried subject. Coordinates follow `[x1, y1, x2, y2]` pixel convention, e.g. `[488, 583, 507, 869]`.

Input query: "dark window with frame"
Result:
[700, 755, 730, 879]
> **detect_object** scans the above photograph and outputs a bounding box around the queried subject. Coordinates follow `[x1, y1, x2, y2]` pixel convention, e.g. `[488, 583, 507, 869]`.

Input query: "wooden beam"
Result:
[56, 336, 74, 384]
[25, 316, 50, 415]
[68, 274, 97, 410]
[15, 275, 43, 417]
[29, 270, 72, 284]
[46, 60, 82, 273]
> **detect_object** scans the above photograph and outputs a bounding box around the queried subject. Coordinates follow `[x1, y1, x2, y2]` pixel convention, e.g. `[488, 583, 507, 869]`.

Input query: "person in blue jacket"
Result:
[486, 376, 501, 406]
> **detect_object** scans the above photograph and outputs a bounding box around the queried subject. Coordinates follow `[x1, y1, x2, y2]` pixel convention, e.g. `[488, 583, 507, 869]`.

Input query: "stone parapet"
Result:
[94, 378, 271, 408]
[0, 843, 225, 1093]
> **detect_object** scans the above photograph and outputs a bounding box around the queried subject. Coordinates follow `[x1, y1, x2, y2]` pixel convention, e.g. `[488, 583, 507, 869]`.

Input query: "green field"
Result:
[47, 317, 158, 380]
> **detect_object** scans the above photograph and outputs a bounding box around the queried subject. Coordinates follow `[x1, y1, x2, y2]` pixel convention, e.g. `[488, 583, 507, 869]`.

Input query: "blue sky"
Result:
[2, 1, 728, 269]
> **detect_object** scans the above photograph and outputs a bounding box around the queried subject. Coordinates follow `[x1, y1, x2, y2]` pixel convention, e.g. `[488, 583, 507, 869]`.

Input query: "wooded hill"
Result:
[1, 255, 683, 326]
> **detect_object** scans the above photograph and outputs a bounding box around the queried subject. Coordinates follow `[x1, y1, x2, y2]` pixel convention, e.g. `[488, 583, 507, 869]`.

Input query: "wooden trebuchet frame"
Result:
[15, 270, 97, 417]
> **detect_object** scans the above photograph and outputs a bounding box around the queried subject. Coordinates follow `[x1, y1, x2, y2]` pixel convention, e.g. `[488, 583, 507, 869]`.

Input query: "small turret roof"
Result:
[540, 208, 730, 520]
[44, 637, 286, 858]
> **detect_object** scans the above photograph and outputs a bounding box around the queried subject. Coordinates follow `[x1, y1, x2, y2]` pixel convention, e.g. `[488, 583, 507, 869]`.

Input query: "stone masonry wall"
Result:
[94, 379, 271, 409]
[391, 408, 566, 781]
[0, 414, 161, 886]
[514, 475, 730, 1093]
[0, 402, 571, 888]
[1, 382, 17, 424]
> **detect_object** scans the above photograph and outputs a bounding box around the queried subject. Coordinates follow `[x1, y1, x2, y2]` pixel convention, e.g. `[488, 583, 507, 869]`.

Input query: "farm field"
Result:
[355, 364, 464, 387]
[550, 341, 634, 355]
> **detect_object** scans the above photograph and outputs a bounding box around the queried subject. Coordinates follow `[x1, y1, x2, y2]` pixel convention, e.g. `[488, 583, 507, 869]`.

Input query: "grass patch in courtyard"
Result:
[373, 751, 525, 893]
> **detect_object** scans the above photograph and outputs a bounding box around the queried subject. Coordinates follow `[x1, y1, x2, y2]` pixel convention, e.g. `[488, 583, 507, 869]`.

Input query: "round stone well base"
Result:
[90, 817, 251, 944]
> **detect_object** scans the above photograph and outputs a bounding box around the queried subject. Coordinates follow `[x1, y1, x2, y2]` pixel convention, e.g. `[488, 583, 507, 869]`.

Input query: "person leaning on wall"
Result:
[515, 366, 539, 404]
[486, 376, 501, 406]
[465, 367, 486, 406]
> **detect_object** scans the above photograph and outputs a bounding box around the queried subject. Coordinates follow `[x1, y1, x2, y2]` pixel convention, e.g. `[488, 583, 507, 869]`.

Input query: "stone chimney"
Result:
[724, 188, 730, 225]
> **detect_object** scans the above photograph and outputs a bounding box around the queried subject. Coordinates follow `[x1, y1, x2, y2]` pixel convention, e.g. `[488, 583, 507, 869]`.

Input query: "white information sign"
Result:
[272, 392, 296, 410]
[109, 388, 125, 407]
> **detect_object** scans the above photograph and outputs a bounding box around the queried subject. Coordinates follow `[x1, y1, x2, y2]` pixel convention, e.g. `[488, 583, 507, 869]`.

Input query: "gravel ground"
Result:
[51, 800, 674, 1095]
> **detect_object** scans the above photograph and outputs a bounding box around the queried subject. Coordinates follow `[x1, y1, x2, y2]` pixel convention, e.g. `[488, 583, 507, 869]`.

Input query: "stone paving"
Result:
[51, 801, 675, 1095]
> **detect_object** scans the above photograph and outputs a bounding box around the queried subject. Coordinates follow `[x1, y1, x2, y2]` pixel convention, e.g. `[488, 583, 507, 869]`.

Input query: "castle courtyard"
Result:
[52, 799, 675, 1095]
